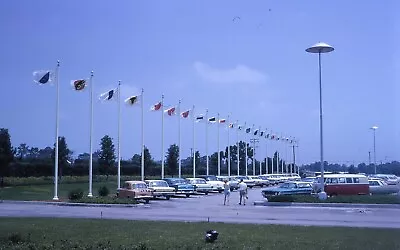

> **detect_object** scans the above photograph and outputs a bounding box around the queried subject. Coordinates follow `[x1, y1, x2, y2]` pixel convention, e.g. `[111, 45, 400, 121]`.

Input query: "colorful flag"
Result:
[125, 95, 141, 106]
[164, 107, 176, 116]
[208, 117, 216, 123]
[219, 119, 226, 124]
[33, 70, 54, 84]
[228, 123, 234, 128]
[245, 128, 251, 133]
[151, 102, 162, 111]
[70, 79, 88, 91]
[99, 88, 118, 101]
[271, 134, 275, 140]
[181, 110, 190, 118]
[196, 115, 204, 122]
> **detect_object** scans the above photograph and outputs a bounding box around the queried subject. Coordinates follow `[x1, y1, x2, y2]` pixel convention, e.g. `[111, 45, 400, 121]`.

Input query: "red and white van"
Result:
[315, 174, 369, 196]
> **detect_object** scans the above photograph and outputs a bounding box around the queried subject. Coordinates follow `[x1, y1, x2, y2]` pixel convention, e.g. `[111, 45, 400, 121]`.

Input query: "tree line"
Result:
[0, 128, 295, 185]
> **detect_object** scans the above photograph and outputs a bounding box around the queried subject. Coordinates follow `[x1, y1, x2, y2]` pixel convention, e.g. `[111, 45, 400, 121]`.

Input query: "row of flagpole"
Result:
[33, 61, 299, 201]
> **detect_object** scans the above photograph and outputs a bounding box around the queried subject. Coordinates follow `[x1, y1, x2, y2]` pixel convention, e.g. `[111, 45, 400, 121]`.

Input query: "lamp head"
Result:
[306, 42, 334, 54]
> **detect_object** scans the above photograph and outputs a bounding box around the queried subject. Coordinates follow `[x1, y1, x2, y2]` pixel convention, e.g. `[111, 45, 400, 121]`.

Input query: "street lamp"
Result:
[370, 126, 378, 174]
[306, 42, 334, 200]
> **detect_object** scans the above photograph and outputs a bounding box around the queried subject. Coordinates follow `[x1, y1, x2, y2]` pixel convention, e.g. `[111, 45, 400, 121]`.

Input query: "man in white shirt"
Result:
[238, 179, 248, 205]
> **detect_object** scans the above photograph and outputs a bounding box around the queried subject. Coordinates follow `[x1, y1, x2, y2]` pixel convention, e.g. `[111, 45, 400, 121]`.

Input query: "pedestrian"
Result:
[238, 179, 248, 205]
[223, 179, 230, 205]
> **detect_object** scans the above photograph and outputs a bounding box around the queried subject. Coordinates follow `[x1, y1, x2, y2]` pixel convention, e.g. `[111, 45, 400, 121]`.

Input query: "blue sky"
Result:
[0, 0, 397, 165]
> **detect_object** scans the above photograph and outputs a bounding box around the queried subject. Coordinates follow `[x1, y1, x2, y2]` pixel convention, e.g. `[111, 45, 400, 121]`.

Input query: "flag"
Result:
[245, 128, 251, 133]
[196, 115, 204, 122]
[208, 117, 216, 123]
[238, 125, 243, 130]
[276, 136, 280, 141]
[164, 107, 176, 116]
[266, 133, 270, 139]
[33, 70, 54, 84]
[219, 119, 226, 124]
[70, 79, 88, 91]
[271, 135, 275, 140]
[228, 123, 234, 128]
[125, 95, 141, 106]
[99, 88, 118, 101]
[260, 131, 264, 137]
[253, 129, 259, 136]
[181, 110, 190, 118]
[151, 102, 162, 111]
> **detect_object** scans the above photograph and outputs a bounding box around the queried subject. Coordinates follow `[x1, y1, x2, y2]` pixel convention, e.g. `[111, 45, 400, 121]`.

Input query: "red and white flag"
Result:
[181, 110, 190, 118]
[219, 119, 226, 124]
[150, 102, 162, 111]
[164, 106, 176, 116]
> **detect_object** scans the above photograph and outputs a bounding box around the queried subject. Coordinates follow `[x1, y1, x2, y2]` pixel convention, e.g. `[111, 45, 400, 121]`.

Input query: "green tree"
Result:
[16, 143, 29, 160]
[144, 146, 153, 170]
[52, 136, 72, 179]
[98, 135, 116, 178]
[0, 128, 14, 187]
[166, 144, 179, 176]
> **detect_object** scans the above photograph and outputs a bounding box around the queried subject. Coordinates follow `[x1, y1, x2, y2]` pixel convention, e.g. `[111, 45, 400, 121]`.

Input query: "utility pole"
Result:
[250, 138, 259, 175]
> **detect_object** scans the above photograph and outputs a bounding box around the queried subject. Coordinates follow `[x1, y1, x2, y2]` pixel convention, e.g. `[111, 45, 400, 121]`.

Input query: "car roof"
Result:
[125, 181, 146, 184]
[145, 179, 167, 182]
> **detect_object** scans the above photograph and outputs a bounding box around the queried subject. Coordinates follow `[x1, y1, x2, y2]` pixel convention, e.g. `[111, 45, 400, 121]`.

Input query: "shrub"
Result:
[8, 232, 23, 244]
[98, 186, 109, 197]
[68, 189, 84, 200]
[267, 195, 295, 202]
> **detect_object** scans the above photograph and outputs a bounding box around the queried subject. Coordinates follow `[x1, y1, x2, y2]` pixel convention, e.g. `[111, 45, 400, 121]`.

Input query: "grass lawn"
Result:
[0, 182, 118, 201]
[0, 218, 399, 250]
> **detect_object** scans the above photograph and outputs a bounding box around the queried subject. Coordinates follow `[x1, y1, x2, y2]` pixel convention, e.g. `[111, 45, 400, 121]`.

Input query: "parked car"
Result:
[236, 176, 256, 188]
[116, 181, 153, 203]
[257, 175, 271, 186]
[261, 181, 313, 198]
[261, 174, 281, 185]
[369, 178, 400, 195]
[370, 174, 400, 185]
[163, 178, 195, 197]
[198, 175, 225, 193]
[248, 176, 266, 187]
[216, 176, 239, 191]
[186, 178, 213, 194]
[314, 174, 369, 196]
[145, 180, 176, 200]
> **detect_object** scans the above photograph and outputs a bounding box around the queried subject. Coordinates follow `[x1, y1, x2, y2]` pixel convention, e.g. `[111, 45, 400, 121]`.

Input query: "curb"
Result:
[253, 200, 400, 209]
[0, 200, 139, 208]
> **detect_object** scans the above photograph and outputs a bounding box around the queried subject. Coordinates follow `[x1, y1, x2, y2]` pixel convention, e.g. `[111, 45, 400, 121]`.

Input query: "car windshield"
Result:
[205, 176, 217, 181]
[297, 183, 311, 188]
[134, 183, 147, 189]
[280, 183, 296, 189]
[148, 181, 168, 187]
[170, 179, 187, 184]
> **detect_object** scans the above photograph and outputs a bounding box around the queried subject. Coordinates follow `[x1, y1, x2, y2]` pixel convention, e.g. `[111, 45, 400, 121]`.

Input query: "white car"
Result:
[186, 178, 213, 194]
[198, 175, 225, 193]
[248, 176, 266, 187]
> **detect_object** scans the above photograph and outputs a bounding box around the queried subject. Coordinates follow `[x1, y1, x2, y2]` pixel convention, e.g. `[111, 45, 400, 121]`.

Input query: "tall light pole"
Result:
[370, 126, 378, 174]
[306, 42, 334, 200]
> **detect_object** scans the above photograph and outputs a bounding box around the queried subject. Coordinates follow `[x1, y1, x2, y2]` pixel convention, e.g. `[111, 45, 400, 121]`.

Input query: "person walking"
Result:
[238, 179, 248, 205]
[223, 179, 230, 205]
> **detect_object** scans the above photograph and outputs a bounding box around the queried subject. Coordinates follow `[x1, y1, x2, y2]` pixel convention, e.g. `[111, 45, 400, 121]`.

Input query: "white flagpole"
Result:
[265, 130, 268, 175]
[217, 113, 220, 176]
[252, 124, 256, 175]
[206, 109, 209, 175]
[245, 122, 248, 176]
[259, 126, 262, 175]
[161, 94, 165, 179]
[117, 81, 121, 189]
[236, 120, 239, 176]
[227, 115, 231, 177]
[53, 60, 60, 201]
[178, 100, 182, 178]
[88, 71, 94, 197]
[141, 88, 145, 181]
[192, 105, 196, 178]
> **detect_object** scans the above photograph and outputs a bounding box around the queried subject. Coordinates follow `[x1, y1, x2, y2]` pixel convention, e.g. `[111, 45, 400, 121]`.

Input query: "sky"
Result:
[0, 0, 398, 166]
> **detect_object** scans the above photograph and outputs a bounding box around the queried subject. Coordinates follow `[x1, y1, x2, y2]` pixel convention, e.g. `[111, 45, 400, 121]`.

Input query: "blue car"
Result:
[261, 181, 313, 198]
[163, 178, 195, 198]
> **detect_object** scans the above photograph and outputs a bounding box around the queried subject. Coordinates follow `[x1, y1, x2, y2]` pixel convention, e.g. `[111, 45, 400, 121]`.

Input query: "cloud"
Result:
[193, 61, 267, 84]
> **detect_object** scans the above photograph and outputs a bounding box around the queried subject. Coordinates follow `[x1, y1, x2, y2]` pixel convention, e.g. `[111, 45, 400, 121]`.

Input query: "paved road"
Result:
[1, 187, 400, 228]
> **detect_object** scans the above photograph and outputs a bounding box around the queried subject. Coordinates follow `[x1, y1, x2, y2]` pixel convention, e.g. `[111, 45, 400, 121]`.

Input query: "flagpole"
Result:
[53, 60, 60, 201]
[88, 71, 94, 197]
[206, 109, 209, 175]
[141, 88, 145, 181]
[252, 124, 255, 175]
[245, 122, 248, 176]
[161, 94, 165, 179]
[236, 120, 239, 176]
[265, 130, 268, 175]
[259, 126, 262, 175]
[192, 105, 196, 178]
[227, 115, 231, 177]
[217, 113, 220, 176]
[117, 81, 121, 189]
[178, 100, 182, 178]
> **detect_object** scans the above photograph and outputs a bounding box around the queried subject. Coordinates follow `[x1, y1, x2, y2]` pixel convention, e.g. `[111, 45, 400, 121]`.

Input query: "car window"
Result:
[353, 178, 360, 183]
[195, 179, 206, 184]
[149, 181, 168, 187]
[297, 183, 311, 188]
[338, 178, 346, 184]
[346, 178, 353, 183]
[288, 183, 296, 189]
[134, 183, 147, 189]
[280, 183, 289, 188]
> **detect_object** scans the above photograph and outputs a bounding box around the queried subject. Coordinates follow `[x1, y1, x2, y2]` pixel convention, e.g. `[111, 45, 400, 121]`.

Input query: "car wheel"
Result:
[218, 190, 223, 193]
[165, 196, 170, 200]
[185, 194, 190, 198]
[145, 199, 150, 204]
[205, 192, 209, 195]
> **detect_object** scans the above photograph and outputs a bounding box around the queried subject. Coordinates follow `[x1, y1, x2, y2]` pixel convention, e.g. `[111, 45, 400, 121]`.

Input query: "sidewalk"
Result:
[0, 199, 140, 208]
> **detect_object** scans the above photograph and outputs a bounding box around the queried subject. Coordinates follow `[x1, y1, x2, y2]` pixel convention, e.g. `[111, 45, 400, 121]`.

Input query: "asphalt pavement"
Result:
[1, 187, 400, 228]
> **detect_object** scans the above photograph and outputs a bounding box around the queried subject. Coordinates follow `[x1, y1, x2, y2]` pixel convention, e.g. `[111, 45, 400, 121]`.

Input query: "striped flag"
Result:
[164, 107, 176, 116]
[151, 102, 162, 111]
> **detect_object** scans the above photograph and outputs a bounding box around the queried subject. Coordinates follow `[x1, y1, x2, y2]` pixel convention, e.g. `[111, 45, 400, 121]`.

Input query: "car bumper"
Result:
[152, 191, 175, 197]
[175, 190, 195, 195]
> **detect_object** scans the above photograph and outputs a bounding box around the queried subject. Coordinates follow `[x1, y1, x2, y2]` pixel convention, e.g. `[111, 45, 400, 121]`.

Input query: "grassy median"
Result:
[0, 217, 399, 249]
